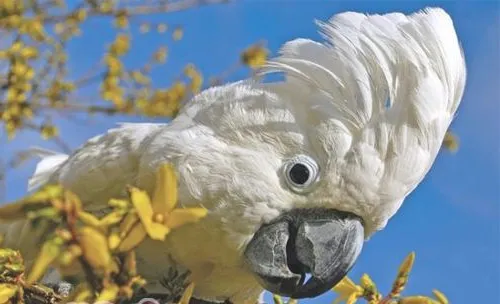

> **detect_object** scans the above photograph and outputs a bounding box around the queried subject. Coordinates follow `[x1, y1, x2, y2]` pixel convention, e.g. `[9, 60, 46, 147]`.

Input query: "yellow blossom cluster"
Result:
[0, 163, 206, 304]
[241, 44, 268, 68]
[134, 64, 203, 117]
[270, 252, 451, 304]
[54, 8, 87, 39]
[330, 252, 449, 304]
[114, 10, 130, 29]
[442, 131, 459, 153]
[101, 33, 131, 110]
[0, 1, 45, 40]
[0, 41, 36, 139]
[0, 0, 221, 144]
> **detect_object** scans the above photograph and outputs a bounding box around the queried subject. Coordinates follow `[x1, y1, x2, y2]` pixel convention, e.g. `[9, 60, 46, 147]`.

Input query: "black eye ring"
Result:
[283, 155, 319, 194]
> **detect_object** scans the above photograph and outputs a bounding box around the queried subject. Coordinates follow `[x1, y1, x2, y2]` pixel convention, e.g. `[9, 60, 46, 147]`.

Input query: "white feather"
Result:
[27, 148, 68, 191]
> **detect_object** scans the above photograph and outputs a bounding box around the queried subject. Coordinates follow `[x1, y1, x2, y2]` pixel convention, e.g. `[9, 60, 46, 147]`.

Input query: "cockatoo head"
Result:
[155, 7, 465, 301]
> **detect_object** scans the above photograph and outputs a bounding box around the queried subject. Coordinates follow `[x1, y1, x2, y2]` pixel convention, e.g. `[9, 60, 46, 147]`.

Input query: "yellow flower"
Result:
[78, 226, 112, 270]
[241, 45, 268, 68]
[74, 9, 87, 22]
[332, 276, 363, 304]
[389, 252, 416, 297]
[58, 244, 82, 266]
[442, 131, 459, 153]
[3, 15, 21, 29]
[54, 22, 65, 34]
[129, 187, 170, 239]
[99, 210, 126, 227]
[173, 27, 184, 40]
[178, 282, 195, 304]
[0, 284, 19, 304]
[110, 34, 130, 56]
[0, 184, 64, 221]
[9, 41, 23, 53]
[153, 46, 168, 64]
[27, 237, 63, 284]
[360, 273, 376, 290]
[105, 56, 123, 75]
[185, 64, 203, 93]
[96, 283, 119, 302]
[5, 120, 18, 140]
[40, 124, 59, 140]
[26, 18, 46, 41]
[117, 163, 207, 251]
[157, 23, 168, 33]
[66, 283, 93, 303]
[399, 296, 434, 304]
[114, 10, 129, 29]
[20, 46, 38, 59]
[432, 289, 448, 304]
[272, 294, 283, 304]
[131, 70, 150, 85]
[360, 273, 381, 302]
[98, 0, 114, 13]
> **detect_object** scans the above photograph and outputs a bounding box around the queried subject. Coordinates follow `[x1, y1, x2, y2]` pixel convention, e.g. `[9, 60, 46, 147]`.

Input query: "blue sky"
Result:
[1, 1, 499, 303]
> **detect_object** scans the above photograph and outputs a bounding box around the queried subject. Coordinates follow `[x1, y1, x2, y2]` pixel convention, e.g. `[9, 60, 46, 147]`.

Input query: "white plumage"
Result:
[1, 7, 465, 303]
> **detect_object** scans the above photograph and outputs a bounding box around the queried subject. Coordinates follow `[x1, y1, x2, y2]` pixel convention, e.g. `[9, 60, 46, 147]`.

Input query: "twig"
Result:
[121, 0, 229, 15]
[44, 0, 229, 22]
[51, 136, 72, 154]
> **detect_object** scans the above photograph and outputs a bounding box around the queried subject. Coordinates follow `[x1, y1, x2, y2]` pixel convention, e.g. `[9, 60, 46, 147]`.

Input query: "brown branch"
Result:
[43, 0, 229, 23]
[50, 136, 72, 154]
[18, 121, 72, 154]
[120, 0, 229, 15]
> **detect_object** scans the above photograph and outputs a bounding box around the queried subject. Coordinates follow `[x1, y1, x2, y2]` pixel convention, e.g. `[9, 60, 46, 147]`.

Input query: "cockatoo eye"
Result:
[283, 155, 319, 193]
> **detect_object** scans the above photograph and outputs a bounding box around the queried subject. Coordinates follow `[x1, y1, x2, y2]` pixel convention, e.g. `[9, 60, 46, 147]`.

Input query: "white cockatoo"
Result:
[0, 7, 466, 304]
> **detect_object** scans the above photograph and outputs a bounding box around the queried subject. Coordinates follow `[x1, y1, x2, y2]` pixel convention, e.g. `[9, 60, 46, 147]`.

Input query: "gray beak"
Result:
[244, 208, 364, 299]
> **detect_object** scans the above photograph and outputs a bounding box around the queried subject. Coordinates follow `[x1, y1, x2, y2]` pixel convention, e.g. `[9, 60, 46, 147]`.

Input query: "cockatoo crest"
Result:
[253, 7, 466, 234]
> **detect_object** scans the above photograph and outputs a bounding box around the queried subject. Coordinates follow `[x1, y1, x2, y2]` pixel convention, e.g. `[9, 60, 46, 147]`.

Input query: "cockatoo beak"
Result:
[244, 208, 364, 299]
